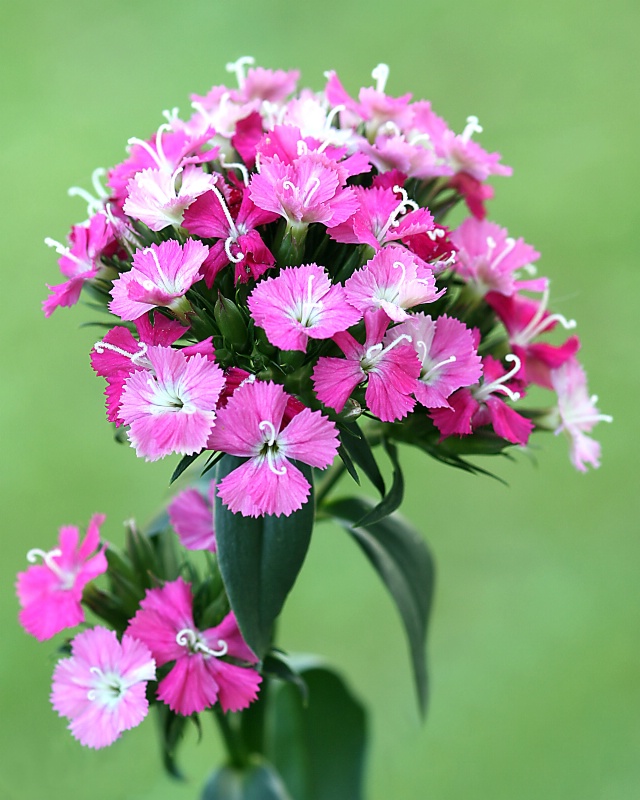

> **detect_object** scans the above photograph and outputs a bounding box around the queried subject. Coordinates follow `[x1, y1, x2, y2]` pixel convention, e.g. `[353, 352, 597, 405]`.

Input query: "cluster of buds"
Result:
[25, 59, 611, 752]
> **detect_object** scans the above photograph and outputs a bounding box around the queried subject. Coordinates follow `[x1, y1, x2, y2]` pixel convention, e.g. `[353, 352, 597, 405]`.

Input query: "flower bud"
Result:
[214, 294, 249, 352]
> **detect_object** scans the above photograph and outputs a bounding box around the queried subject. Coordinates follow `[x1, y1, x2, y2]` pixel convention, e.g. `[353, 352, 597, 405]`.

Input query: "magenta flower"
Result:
[313, 309, 421, 422]
[344, 245, 443, 323]
[118, 345, 225, 461]
[388, 313, 483, 408]
[247, 263, 361, 352]
[208, 380, 339, 517]
[549, 358, 612, 471]
[109, 239, 208, 320]
[16, 515, 107, 641]
[51, 627, 156, 748]
[168, 482, 217, 551]
[126, 578, 261, 715]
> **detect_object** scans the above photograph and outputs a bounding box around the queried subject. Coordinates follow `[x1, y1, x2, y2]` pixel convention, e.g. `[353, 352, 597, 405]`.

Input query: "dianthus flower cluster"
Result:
[24, 59, 611, 762]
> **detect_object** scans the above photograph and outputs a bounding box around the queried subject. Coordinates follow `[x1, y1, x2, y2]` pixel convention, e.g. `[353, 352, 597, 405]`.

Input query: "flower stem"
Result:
[214, 708, 249, 769]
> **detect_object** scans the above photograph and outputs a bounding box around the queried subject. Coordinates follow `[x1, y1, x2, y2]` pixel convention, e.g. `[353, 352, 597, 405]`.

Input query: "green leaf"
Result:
[325, 497, 435, 716]
[170, 451, 203, 484]
[155, 703, 189, 781]
[338, 421, 385, 497]
[214, 456, 315, 658]
[202, 759, 293, 800]
[267, 663, 367, 800]
[355, 438, 404, 527]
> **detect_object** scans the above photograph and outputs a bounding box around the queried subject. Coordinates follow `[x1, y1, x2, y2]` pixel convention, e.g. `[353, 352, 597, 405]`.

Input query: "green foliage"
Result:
[214, 456, 316, 658]
[202, 759, 293, 800]
[325, 497, 435, 715]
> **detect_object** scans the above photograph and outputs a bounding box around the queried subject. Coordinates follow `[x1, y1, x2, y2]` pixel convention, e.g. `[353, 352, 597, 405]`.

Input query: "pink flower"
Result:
[208, 380, 339, 517]
[549, 358, 612, 471]
[344, 245, 443, 322]
[451, 218, 544, 297]
[118, 345, 225, 461]
[51, 627, 156, 748]
[43, 213, 117, 317]
[313, 309, 421, 422]
[109, 239, 208, 320]
[247, 263, 361, 352]
[388, 313, 483, 408]
[16, 515, 107, 641]
[123, 164, 215, 231]
[168, 483, 217, 551]
[126, 578, 261, 715]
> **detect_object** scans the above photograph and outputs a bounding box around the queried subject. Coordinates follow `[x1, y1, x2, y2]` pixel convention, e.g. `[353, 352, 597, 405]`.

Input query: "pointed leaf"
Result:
[325, 497, 435, 715]
[214, 456, 315, 658]
[338, 421, 385, 497]
[267, 663, 367, 800]
[355, 438, 404, 527]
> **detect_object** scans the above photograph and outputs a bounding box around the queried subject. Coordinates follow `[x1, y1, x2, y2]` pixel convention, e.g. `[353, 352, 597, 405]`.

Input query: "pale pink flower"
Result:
[51, 627, 156, 748]
[109, 239, 208, 320]
[388, 314, 483, 408]
[451, 218, 544, 296]
[168, 483, 217, 551]
[126, 578, 261, 715]
[549, 358, 612, 471]
[344, 245, 443, 322]
[16, 515, 107, 641]
[208, 380, 339, 517]
[118, 345, 225, 461]
[123, 164, 215, 231]
[247, 263, 361, 352]
[312, 309, 421, 422]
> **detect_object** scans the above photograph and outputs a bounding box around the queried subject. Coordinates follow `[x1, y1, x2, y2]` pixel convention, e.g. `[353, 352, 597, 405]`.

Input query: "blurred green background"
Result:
[1, 0, 638, 798]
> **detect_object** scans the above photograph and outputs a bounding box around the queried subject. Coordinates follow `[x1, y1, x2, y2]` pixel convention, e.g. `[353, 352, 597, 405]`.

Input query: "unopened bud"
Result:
[214, 294, 249, 352]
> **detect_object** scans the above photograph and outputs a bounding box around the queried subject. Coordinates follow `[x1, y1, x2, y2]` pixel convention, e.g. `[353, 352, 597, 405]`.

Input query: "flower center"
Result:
[176, 628, 228, 658]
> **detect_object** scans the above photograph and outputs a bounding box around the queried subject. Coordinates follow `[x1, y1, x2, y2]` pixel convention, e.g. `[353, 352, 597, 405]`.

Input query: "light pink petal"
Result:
[168, 486, 216, 551]
[279, 407, 339, 469]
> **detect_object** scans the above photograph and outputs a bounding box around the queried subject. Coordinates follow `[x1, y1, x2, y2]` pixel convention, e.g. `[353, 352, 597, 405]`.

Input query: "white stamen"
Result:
[422, 354, 457, 382]
[426, 228, 445, 241]
[259, 419, 278, 446]
[380, 120, 402, 137]
[225, 237, 244, 263]
[226, 56, 255, 90]
[219, 153, 249, 186]
[209, 185, 240, 238]
[93, 339, 150, 366]
[409, 133, 432, 148]
[392, 260, 407, 285]
[363, 333, 412, 365]
[460, 115, 483, 144]
[254, 152, 262, 173]
[377, 185, 420, 242]
[490, 237, 516, 270]
[474, 354, 522, 403]
[258, 420, 287, 476]
[26, 547, 73, 587]
[297, 140, 309, 156]
[68, 168, 108, 216]
[162, 107, 180, 128]
[513, 285, 577, 346]
[44, 237, 87, 269]
[127, 133, 165, 171]
[324, 104, 345, 130]
[371, 63, 390, 94]
[176, 628, 228, 657]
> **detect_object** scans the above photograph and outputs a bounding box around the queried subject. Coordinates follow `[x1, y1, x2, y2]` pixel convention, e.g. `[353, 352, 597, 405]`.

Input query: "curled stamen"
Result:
[226, 56, 255, 90]
[513, 285, 577, 346]
[93, 339, 150, 366]
[426, 228, 445, 241]
[219, 153, 249, 186]
[324, 104, 345, 131]
[26, 547, 73, 587]
[258, 419, 278, 446]
[490, 237, 516, 270]
[364, 333, 412, 365]
[176, 628, 228, 657]
[162, 107, 180, 128]
[44, 237, 88, 269]
[380, 120, 402, 137]
[371, 63, 390, 94]
[474, 354, 522, 403]
[224, 237, 244, 263]
[422, 354, 457, 382]
[209, 185, 239, 238]
[297, 140, 309, 156]
[392, 260, 407, 285]
[376, 185, 419, 242]
[68, 168, 108, 216]
[460, 115, 483, 144]
[126, 133, 166, 171]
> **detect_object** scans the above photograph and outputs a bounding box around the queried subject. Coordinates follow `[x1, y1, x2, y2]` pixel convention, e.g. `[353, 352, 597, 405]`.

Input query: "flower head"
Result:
[51, 627, 156, 748]
[16, 514, 107, 641]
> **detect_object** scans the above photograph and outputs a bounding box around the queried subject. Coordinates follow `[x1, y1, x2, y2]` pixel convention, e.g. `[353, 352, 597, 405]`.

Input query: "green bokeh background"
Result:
[1, 1, 638, 798]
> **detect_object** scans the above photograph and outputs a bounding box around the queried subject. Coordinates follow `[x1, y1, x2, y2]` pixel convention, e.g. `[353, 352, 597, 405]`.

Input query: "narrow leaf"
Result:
[202, 760, 293, 800]
[170, 451, 203, 484]
[325, 497, 435, 716]
[338, 421, 385, 497]
[355, 438, 404, 527]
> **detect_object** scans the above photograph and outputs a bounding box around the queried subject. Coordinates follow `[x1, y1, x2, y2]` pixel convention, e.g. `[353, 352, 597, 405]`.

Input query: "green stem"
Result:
[315, 459, 347, 507]
[214, 708, 249, 769]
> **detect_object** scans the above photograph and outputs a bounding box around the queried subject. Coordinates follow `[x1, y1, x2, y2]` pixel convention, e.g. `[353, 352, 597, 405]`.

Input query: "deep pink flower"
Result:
[313, 309, 421, 422]
[126, 578, 261, 715]
[388, 313, 482, 408]
[109, 239, 208, 320]
[168, 483, 217, 551]
[429, 355, 533, 445]
[344, 245, 443, 322]
[16, 515, 107, 641]
[118, 345, 225, 461]
[51, 627, 156, 748]
[208, 380, 339, 517]
[549, 358, 612, 471]
[247, 263, 361, 352]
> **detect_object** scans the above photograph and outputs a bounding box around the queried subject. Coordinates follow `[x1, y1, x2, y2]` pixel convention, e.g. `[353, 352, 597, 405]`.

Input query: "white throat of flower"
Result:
[258, 419, 287, 475]
[176, 628, 228, 658]
[293, 274, 324, 328]
[86, 666, 130, 708]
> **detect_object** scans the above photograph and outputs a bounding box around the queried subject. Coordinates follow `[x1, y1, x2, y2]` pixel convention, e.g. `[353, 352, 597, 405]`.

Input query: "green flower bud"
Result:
[214, 294, 249, 352]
